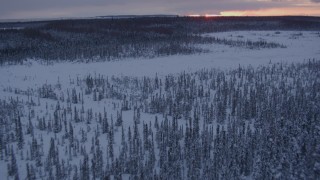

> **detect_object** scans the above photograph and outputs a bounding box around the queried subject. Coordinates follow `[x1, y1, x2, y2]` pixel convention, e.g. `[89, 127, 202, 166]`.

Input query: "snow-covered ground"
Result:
[0, 30, 319, 179]
[0, 31, 319, 91]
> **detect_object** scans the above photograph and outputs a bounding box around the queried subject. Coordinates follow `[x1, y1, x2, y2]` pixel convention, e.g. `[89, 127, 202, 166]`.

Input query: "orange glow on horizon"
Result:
[219, 7, 320, 17]
[186, 14, 221, 17]
[204, 14, 219, 17]
[187, 6, 320, 17]
[188, 14, 201, 17]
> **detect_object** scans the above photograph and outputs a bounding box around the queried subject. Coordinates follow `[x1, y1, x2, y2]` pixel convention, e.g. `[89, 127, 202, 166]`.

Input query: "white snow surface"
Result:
[0, 31, 319, 90]
[0, 30, 319, 179]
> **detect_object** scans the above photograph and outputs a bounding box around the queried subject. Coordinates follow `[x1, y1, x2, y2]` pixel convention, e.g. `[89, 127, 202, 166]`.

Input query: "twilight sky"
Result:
[0, 0, 320, 20]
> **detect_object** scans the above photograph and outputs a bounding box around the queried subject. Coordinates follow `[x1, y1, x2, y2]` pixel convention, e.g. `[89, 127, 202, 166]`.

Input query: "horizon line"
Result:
[0, 14, 319, 23]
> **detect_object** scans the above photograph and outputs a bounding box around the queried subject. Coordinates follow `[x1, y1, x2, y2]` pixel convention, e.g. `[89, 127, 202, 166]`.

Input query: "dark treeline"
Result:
[1, 60, 319, 179]
[1, 16, 318, 64]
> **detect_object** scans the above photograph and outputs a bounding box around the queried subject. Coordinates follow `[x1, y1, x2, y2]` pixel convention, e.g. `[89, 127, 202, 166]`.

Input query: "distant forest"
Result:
[1, 16, 320, 64]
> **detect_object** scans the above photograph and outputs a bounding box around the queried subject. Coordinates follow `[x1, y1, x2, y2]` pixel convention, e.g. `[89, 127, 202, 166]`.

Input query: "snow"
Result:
[0, 30, 319, 179]
[0, 31, 319, 92]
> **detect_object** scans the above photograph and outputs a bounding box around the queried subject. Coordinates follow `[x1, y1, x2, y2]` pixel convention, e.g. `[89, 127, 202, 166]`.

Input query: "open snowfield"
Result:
[0, 31, 319, 90]
[0, 30, 319, 179]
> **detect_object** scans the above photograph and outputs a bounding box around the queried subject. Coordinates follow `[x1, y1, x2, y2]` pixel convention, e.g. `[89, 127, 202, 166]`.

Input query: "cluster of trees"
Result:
[206, 36, 286, 49]
[0, 60, 319, 179]
[1, 16, 317, 64]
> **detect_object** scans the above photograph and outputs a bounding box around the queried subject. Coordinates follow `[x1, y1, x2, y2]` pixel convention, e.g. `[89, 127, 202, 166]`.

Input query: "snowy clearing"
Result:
[0, 31, 319, 90]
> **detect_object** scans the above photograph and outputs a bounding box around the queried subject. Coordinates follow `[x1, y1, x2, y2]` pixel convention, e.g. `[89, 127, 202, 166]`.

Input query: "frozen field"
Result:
[0, 30, 319, 179]
[0, 31, 319, 90]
